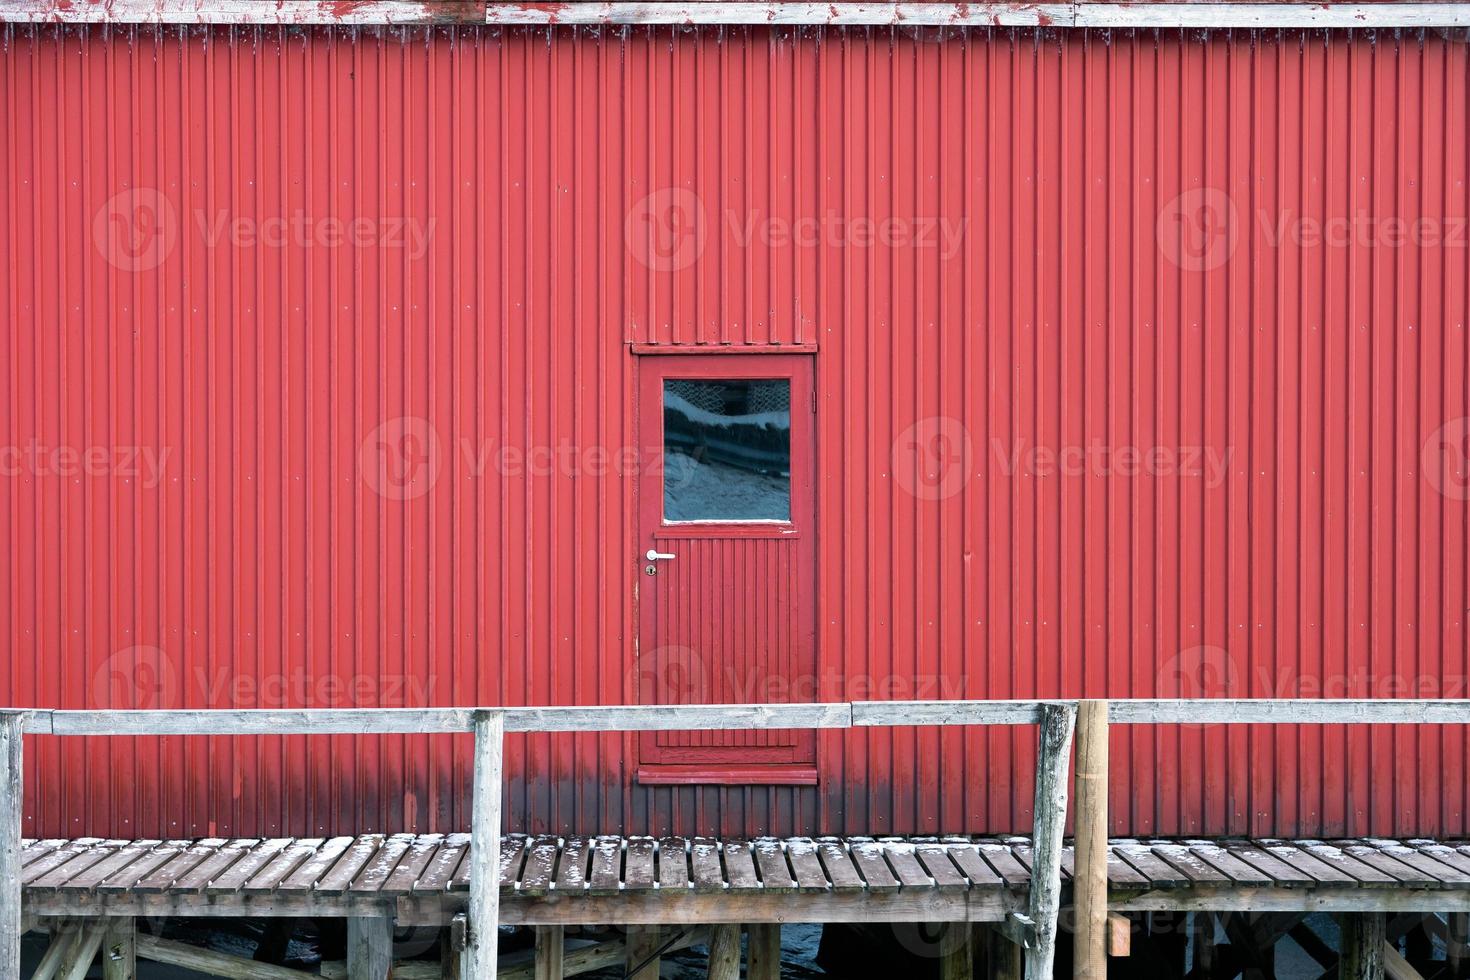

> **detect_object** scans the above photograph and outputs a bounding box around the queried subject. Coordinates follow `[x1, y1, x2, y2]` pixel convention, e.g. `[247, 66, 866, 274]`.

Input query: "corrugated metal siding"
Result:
[2, 25, 1468, 839]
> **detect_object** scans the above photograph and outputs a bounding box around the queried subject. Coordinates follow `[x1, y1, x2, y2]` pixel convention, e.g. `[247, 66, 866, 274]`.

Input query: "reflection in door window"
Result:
[663, 379, 791, 522]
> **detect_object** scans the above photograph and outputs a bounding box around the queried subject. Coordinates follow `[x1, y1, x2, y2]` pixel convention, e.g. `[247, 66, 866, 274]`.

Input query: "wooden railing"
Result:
[5, 697, 1470, 979]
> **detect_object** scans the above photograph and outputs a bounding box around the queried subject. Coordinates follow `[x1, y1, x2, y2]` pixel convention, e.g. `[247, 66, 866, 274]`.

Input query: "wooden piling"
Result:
[624, 927, 662, 980]
[1073, 699, 1109, 980]
[533, 925, 563, 980]
[1191, 912, 1218, 978]
[938, 923, 973, 980]
[440, 925, 463, 980]
[347, 914, 394, 980]
[1340, 913, 1386, 980]
[1026, 701, 1077, 980]
[706, 924, 741, 980]
[0, 712, 23, 980]
[102, 918, 137, 980]
[467, 710, 506, 979]
[1449, 913, 1469, 979]
[747, 924, 781, 980]
[982, 925, 1023, 980]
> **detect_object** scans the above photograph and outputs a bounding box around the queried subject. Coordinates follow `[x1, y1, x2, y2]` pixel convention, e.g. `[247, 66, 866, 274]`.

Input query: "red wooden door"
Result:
[636, 354, 817, 782]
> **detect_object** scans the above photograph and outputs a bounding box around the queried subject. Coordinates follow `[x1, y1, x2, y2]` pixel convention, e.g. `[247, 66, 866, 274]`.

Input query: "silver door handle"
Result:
[646, 549, 676, 561]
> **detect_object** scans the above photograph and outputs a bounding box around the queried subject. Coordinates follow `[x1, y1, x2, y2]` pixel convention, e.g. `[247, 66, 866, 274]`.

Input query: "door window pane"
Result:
[663, 378, 791, 521]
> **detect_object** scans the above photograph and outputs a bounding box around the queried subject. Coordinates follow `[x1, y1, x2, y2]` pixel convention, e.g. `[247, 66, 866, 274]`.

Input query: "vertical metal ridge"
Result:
[5, 26, 1470, 839]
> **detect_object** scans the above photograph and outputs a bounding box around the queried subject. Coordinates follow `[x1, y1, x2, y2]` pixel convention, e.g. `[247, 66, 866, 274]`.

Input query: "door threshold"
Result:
[636, 764, 818, 786]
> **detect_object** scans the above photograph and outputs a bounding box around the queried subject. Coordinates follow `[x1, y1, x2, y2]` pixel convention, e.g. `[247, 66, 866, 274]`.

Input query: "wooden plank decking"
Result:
[21, 834, 1470, 924]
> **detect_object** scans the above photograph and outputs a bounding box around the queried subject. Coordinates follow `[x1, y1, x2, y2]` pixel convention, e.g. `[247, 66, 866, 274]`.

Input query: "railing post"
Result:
[1073, 700, 1109, 979]
[1026, 702, 1076, 980]
[0, 711, 23, 979]
[467, 709, 505, 979]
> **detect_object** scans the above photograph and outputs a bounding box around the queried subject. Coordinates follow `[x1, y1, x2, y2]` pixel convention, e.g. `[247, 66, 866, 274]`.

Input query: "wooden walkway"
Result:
[22, 833, 1470, 924]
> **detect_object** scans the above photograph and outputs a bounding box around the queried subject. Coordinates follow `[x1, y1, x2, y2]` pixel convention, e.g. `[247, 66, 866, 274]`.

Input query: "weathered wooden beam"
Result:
[533, 925, 563, 980]
[466, 710, 505, 979]
[1072, 699, 1109, 980]
[37, 697, 1470, 741]
[706, 924, 741, 980]
[1025, 701, 1077, 980]
[102, 917, 137, 980]
[45, 702, 853, 737]
[321, 963, 439, 980]
[624, 927, 662, 980]
[347, 914, 394, 979]
[995, 913, 1036, 951]
[137, 934, 319, 978]
[58, 924, 105, 980]
[1111, 888, 1470, 915]
[1105, 913, 1130, 957]
[10, 0, 1470, 29]
[747, 924, 781, 980]
[1108, 699, 1470, 726]
[1340, 913, 1387, 980]
[498, 928, 708, 980]
[1384, 942, 1426, 980]
[32, 922, 83, 980]
[0, 712, 22, 980]
[851, 701, 1053, 727]
[1288, 920, 1336, 971]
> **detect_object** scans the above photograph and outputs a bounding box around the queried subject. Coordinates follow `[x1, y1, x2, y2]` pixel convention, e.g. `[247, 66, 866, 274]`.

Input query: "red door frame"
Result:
[634, 353, 818, 785]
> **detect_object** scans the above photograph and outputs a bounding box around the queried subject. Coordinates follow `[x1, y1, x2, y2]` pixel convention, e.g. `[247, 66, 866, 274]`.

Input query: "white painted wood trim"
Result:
[851, 699, 1056, 726]
[2, 2, 1468, 29]
[0, 715, 21, 980]
[1107, 699, 1470, 725]
[468, 711, 505, 980]
[29, 698, 1470, 737]
[41, 702, 855, 736]
[1072, 3, 1470, 28]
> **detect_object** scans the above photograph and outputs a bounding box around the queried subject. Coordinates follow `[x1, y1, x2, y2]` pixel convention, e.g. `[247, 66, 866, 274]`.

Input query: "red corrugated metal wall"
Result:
[3, 24, 1468, 840]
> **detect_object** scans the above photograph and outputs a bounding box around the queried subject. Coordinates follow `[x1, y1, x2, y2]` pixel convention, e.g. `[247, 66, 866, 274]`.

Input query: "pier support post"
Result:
[938, 923, 973, 980]
[1340, 913, 1386, 980]
[347, 913, 393, 980]
[1073, 699, 1109, 980]
[1026, 702, 1077, 980]
[1191, 912, 1218, 977]
[1449, 913, 1470, 979]
[706, 924, 741, 980]
[982, 925, 1023, 980]
[440, 923, 462, 980]
[533, 925, 564, 980]
[467, 710, 505, 980]
[102, 918, 137, 980]
[747, 924, 781, 980]
[0, 712, 22, 980]
[624, 927, 661, 980]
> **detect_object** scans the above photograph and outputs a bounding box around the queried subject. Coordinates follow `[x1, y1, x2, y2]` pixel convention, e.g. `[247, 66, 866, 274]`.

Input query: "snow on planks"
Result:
[18, 835, 1470, 921]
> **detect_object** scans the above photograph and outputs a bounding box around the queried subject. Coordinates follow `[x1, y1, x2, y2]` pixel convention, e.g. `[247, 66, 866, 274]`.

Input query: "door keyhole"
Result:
[645, 564, 657, 576]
